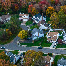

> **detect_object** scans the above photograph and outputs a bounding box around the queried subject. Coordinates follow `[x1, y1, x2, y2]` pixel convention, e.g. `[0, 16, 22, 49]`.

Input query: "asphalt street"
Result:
[0, 36, 66, 54]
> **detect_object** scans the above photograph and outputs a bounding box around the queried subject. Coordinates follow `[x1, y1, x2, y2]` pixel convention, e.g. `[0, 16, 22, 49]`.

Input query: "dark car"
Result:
[1, 47, 5, 49]
[38, 47, 42, 49]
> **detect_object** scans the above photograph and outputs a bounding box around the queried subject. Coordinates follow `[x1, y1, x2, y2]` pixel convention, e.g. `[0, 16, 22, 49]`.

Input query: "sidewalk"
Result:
[56, 48, 66, 50]
[5, 49, 14, 51]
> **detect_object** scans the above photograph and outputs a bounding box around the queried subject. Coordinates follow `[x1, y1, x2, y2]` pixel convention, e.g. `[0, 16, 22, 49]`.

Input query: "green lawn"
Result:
[46, 17, 50, 23]
[59, 36, 63, 39]
[25, 20, 33, 26]
[0, 50, 4, 53]
[20, 37, 52, 47]
[56, 44, 66, 48]
[30, 24, 39, 29]
[54, 55, 66, 66]
[10, 50, 19, 55]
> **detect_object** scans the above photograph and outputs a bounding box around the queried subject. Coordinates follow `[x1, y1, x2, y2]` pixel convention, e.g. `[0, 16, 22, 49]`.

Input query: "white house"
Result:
[32, 13, 46, 23]
[31, 28, 44, 41]
[39, 24, 48, 30]
[63, 33, 66, 44]
[19, 13, 29, 22]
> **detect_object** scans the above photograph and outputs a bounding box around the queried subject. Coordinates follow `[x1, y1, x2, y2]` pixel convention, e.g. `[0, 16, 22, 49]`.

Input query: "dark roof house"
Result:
[32, 13, 46, 23]
[57, 57, 66, 66]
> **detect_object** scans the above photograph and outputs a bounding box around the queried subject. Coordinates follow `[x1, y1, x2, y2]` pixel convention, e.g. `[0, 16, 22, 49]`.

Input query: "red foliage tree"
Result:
[55, 0, 61, 5]
[39, 0, 50, 13]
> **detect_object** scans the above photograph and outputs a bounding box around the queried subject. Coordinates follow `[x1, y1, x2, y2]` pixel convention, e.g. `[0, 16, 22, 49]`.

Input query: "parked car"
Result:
[1, 47, 5, 49]
[38, 47, 42, 49]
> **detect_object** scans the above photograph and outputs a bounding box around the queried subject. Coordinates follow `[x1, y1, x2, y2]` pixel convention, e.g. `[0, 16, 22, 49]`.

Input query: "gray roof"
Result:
[20, 25, 28, 30]
[34, 13, 41, 18]
[57, 57, 66, 65]
[1, 14, 10, 21]
[10, 55, 14, 62]
[35, 19, 39, 22]
[7, 52, 13, 57]
[31, 28, 43, 34]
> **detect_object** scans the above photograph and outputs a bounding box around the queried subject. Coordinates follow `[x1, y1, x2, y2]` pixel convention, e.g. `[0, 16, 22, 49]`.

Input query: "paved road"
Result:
[0, 36, 66, 54]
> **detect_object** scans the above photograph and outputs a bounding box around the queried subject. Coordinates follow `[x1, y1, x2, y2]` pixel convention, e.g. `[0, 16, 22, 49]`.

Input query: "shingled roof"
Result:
[47, 32, 59, 41]
[31, 28, 43, 34]
[57, 57, 66, 65]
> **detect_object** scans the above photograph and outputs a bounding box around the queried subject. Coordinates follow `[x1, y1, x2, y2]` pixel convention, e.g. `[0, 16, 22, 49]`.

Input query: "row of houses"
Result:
[19, 13, 66, 45]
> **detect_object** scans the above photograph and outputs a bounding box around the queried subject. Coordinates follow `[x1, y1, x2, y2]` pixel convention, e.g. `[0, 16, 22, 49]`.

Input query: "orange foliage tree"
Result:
[46, 6, 55, 16]
[2, 0, 11, 11]
[28, 4, 39, 16]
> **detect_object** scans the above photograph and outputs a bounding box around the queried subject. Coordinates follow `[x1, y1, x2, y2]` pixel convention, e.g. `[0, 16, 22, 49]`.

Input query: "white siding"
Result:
[23, 19, 28, 21]
[32, 32, 44, 40]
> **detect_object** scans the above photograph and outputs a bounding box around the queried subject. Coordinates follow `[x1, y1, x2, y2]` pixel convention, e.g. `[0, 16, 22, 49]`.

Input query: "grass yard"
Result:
[0, 50, 4, 53]
[56, 44, 66, 48]
[30, 24, 39, 29]
[46, 17, 50, 23]
[59, 36, 63, 39]
[10, 50, 19, 55]
[20, 37, 52, 47]
[54, 55, 66, 66]
[25, 20, 33, 26]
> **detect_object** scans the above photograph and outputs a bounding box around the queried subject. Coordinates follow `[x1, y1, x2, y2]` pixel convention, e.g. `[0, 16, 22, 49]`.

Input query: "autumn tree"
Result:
[18, 30, 28, 39]
[49, 10, 66, 30]
[46, 6, 54, 16]
[2, 0, 11, 11]
[48, 12, 59, 28]
[0, 51, 10, 61]
[0, 59, 17, 66]
[28, 4, 39, 16]
[50, 0, 55, 4]
[58, 10, 66, 29]
[23, 50, 44, 66]
[39, 0, 49, 14]
[55, 5, 60, 12]
[60, 5, 66, 14]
